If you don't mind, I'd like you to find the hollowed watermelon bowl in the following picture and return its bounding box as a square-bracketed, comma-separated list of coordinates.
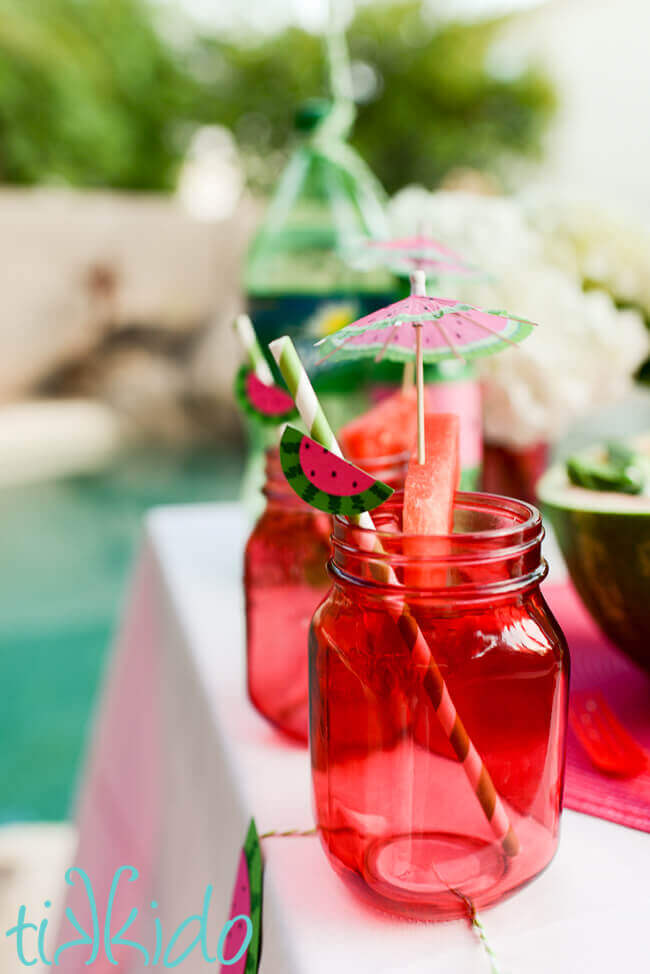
[538, 443, 650, 673]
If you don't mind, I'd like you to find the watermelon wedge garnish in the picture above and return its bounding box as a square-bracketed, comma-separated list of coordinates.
[280, 425, 394, 516]
[339, 388, 418, 460]
[403, 414, 461, 588]
[219, 819, 262, 974]
[234, 365, 297, 425]
[403, 414, 460, 536]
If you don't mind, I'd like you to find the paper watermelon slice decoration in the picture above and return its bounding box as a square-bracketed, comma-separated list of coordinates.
[219, 819, 262, 974]
[280, 425, 394, 516]
[234, 365, 297, 425]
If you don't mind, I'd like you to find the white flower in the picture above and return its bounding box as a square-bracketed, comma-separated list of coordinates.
[389, 187, 543, 276]
[524, 193, 650, 314]
[388, 188, 649, 447]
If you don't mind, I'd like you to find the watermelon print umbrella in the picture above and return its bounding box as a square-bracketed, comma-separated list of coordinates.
[316, 270, 536, 462]
[344, 233, 479, 282]
[343, 234, 483, 392]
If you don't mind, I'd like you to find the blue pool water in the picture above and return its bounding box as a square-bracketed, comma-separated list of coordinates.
[0, 447, 243, 822]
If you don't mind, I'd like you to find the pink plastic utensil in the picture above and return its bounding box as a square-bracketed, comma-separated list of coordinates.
[569, 690, 648, 778]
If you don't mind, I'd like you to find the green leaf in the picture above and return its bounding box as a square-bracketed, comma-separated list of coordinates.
[0, 0, 556, 192]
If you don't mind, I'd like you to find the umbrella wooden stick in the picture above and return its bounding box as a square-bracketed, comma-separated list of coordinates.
[411, 271, 427, 464]
[401, 360, 414, 392]
[415, 324, 425, 464]
[401, 269, 425, 392]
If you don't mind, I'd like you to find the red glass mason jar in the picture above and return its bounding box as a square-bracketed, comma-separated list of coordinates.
[309, 491, 569, 918]
[245, 447, 407, 743]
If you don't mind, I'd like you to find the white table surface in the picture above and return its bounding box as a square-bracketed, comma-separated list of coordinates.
[62, 503, 648, 974]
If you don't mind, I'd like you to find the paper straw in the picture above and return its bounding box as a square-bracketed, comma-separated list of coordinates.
[269, 336, 519, 857]
[234, 314, 275, 385]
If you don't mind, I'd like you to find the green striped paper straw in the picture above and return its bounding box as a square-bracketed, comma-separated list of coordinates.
[234, 314, 274, 385]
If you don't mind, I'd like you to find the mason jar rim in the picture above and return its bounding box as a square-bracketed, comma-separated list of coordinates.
[329, 490, 547, 597]
[333, 490, 542, 542]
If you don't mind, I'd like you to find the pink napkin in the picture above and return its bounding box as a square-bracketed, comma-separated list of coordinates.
[544, 582, 650, 832]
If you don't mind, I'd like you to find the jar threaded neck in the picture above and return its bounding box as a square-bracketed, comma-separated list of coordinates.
[330, 491, 546, 599]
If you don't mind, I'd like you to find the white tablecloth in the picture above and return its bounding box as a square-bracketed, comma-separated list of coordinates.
[59, 503, 647, 973]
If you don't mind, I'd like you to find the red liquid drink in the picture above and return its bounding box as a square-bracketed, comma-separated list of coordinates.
[310, 492, 569, 918]
[244, 447, 407, 743]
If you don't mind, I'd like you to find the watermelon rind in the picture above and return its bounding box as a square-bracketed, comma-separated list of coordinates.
[280, 425, 394, 516]
[220, 819, 263, 974]
[234, 365, 297, 426]
[566, 455, 644, 495]
[243, 819, 262, 974]
[538, 461, 650, 672]
[538, 459, 650, 515]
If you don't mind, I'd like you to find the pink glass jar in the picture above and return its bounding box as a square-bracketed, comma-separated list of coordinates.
[309, 492, 569, 918]
[482, 440, 549, 505]
[244, 447, 407, 743]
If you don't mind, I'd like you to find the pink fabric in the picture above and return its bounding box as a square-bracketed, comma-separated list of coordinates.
[544, 581, 650, 832]
[56, 547, 163, 973]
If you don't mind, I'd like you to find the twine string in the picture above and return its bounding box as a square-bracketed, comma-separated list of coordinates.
[450, 888, 505, 974]
[259, 828, 318, 839]
[258, 828, 505, 973]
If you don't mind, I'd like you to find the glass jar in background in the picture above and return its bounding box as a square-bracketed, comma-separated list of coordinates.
[425, 361, 482, 490]
[244, 100, 398, 438]
[245, 447, 408, 743]
[481, 440, 549, 505]
[371, 358, 483, 490]
[309, 492, 569, 918]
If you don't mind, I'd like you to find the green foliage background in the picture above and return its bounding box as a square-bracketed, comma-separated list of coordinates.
[0, 0, 194, 189]
[0, 0, 556, 193]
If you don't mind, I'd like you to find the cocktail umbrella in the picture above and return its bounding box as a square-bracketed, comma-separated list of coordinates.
[343, 233, 480, 282]
[342, 236, 482, 390]
[316, 270, 536, 463]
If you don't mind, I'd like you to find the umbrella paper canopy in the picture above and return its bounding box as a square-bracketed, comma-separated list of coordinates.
[343, 234, 480, 281]
[315, 293, 536, 365]
[316, 270, 537, 463]
[365, 234, 465, 261]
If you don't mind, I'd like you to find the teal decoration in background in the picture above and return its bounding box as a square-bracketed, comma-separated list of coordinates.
[0, 447, 243, 822]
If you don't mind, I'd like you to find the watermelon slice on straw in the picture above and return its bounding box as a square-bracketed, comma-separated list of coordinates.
[280, 425, 394, 516]
[219, 819, 262, 974]
[234, 365, 297, 425]
[339, 388, 418, 461]
[403, 414, 460, 587]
